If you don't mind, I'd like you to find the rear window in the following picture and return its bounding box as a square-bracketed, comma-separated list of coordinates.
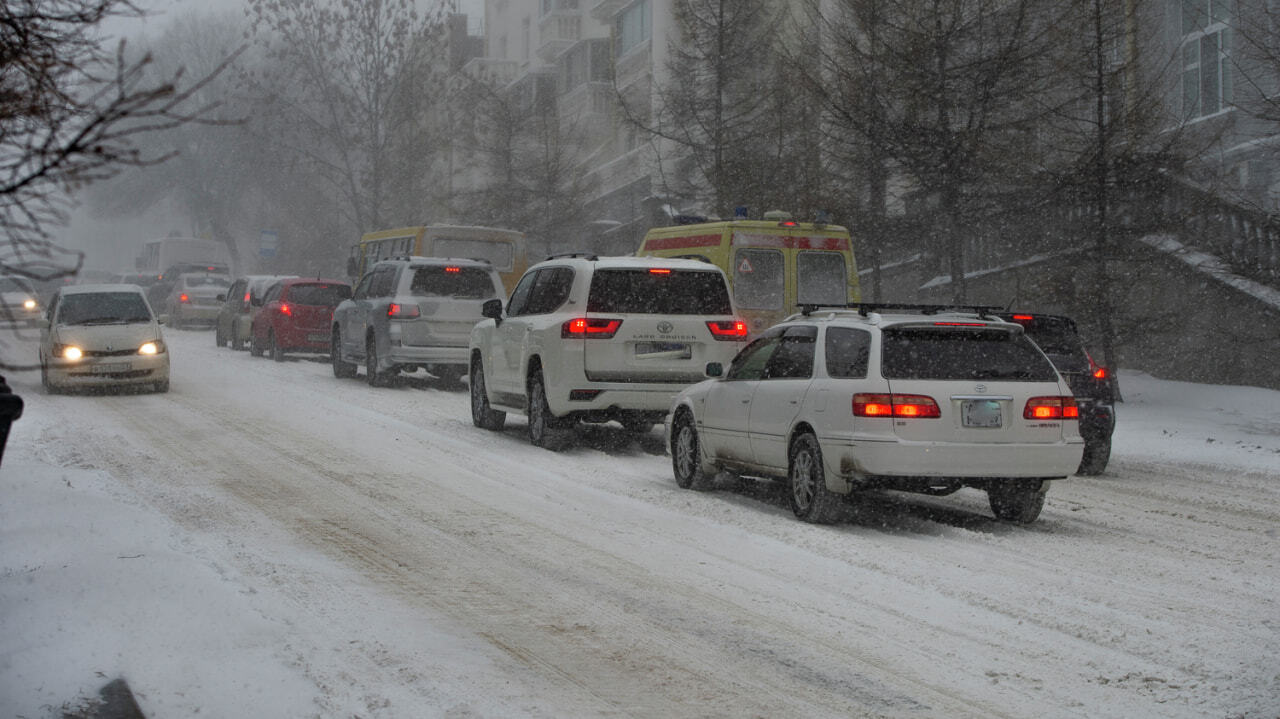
[587, 269, 731, 315]
[182, 275, 231, 288]
[287, 283, 351, 306]
[881, 327, 1057, 381]
[408, 266, 497, 299]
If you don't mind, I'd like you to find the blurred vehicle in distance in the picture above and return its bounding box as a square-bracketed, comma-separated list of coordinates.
[0, 276, 43, 327]
[216, 274, 298, 351]
[38, 284, 170, 394]
[250, 278, 352, 362]
[161, 272, 232, 329]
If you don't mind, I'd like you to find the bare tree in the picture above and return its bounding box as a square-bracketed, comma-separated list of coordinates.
[0, 0, 232, 282]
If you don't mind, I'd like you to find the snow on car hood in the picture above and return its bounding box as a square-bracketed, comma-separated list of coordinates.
[53, 322, 162, 350]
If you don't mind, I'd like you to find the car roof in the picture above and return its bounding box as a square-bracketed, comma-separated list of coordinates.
[278, 277, 349, 286]
[531, 255, 724, 272]
[375, 256, 497, 270]
[56, 283, 147, 296]
[781, 307, 1022, 332]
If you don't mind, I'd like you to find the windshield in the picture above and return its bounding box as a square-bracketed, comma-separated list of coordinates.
[587, 268, 732, 314]
[56, 292, 152, 325]
[881, 327, 1057, 381]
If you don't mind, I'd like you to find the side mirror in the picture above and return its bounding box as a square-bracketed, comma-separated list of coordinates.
[705, 362, 724, 378]
[216, 293, 227, 303]
[481, 298, 503, 322]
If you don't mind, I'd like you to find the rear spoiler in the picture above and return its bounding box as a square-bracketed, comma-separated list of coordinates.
[798, 302, 1005, 318]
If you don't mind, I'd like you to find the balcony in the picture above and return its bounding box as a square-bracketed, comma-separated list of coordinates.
[538, 12, 582, 63]
[461, 57, 519, 86]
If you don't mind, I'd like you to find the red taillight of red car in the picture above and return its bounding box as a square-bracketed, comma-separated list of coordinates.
[561, 317, 622, 339]
[706, 320, 749, 340]
[1023, 396, 1079, 420]
[853, 393, 941, 418]
[279, 303, 292, 316]
[387, 303, 420, 319]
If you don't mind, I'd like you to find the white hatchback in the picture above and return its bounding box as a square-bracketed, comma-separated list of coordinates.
[38, 284, 170, 394]
[667, 305, 1084, 523]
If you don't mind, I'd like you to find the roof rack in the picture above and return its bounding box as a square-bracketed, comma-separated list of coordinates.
[543, 252, 598, 261]
[799, 302, 1006, 318]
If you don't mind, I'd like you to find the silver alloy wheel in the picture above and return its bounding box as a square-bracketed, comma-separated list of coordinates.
[674, 424, 696, 481]
[791, 446, 818, 511]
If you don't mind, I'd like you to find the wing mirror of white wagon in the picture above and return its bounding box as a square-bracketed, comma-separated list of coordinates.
[481, 298, 504, 324]
[705, 362, 724, 378]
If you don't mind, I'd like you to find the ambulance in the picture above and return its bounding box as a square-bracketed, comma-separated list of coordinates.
[637, 212, 859, 336]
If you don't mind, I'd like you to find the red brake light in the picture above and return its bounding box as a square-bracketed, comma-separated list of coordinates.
[179, 293, 190, 303]
[779, 220, 798, 227]
[387, 303, 420, 319]
[445, 266, 461, 273]
[1012, 314, 1034, 322]
[279, 303, 291, 316]
[561, 317, 622, 339]
[706, 320, 749, 340]
[649, 268, 672, 274]
[853, 393, 940, 418]
[243, 292, 251, 303]
[934, 322, 986, 327]
[1023, 396, 1079, 420]
[1093, 367, 1108, 379]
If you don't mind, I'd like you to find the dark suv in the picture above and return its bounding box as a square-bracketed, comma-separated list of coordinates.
[999, 312, 1116, 475]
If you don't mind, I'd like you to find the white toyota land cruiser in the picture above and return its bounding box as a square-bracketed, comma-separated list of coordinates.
[468, 254, 748, 449]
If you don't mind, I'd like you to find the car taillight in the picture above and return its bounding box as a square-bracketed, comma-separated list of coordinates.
[243, 292, 251, 303]
[279, 303, 291, 316]
[387, 303, 420, 319]
[706, 320, 748, 340]
[179, 293, 190, 303]
[445, 266, 460, 273]
[1023, 396, 1079, 419]
[649, 268, 672, 274]
[561, 318, 622, 339]
[853, 393, 941, 418]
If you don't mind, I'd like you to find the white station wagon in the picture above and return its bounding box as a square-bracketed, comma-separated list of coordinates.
[667, 304, 1085, 524]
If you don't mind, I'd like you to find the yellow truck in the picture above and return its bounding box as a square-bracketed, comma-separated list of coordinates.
[638, 214, 859, 337]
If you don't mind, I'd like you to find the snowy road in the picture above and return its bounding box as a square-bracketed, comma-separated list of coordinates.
[3, 328, 1278, 718]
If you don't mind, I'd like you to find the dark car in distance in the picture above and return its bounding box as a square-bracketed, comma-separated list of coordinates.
[250, 278, 352, 362]
[999, 312, 1117, 475]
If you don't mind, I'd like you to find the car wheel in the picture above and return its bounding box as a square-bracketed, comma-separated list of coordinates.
[331, 328, 357, 378]
[153, 380, 170, 393]
[1076, 438, 1111, 476]
[527, 371, 569, 450]
[988, 479, 1047, 523]
[671, 411, 712, 490]
[215, 325, 227, 347]
[788, 433, 842, 524]
[269, 331, 285, 362]
[249, 332, 264, 357]
[41, 362, 60, 395]
[470, 359, 506, 431]
[365, 336, 388, 387]
[231, 327, 245, 351]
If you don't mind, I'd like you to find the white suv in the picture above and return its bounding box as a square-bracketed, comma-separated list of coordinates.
[667, 304, 1085, 524]
[468, 255, 748, 449]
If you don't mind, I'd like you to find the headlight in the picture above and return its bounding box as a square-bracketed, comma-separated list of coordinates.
[23, 299, 36, 310]
[138, 340, 164, 355]
[53, 344, 83, 360]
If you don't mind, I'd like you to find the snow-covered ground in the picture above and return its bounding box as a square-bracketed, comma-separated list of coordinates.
[1, 329, 1278, 718]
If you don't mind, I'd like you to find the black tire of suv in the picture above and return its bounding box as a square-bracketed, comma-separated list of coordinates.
[270, 331, 285, 362]
[1076, 438, 1111, 476]
[215, 325, 226, 348]
[366, 337, 388, 387]
[671, 412, 712, 490]
[527, 371, 569, 450]
[332, 329, 357, 378]
[249, 333, 264, 357]
[988, 479, 1047, 523]
[470, 360, 506, 431]
[788, 433, 842, 524]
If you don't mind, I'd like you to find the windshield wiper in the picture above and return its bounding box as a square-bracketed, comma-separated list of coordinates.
[75, 317, 127, 325]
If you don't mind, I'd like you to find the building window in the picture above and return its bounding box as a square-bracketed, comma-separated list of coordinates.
[615, 0, 651, 58]
[1179, 0, 1232, 119]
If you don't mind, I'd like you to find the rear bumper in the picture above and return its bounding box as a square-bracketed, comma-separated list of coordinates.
[276, 326, 332, 352]
[387, 343, 469, 367]
[550, 382, 686, 417]
[821, 435, 1084, 482]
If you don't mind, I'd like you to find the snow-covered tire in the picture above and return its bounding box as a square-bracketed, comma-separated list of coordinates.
[331, 328, 357, 378]
[231, 330, 245, 352]
[788, 433, 842, 524]
[527, 371, 569, 450]
[153, 380, 170, 393]
[470, 358, 505, 431]
[249, 333, 264, 357]
[365, 336, 389, 387]
[1077, 438, 1111, 476]
[671, 411, 712, 491]
[269, 331, 285, 362]
[215, 325, 227, 348]
[988, 480, 1047, 523]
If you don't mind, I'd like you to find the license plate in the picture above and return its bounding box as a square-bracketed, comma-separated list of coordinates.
[962, 399, 1002, 428]
[307, 333, 329, 342]
[93, 362, 131, 374]
[634, 341, 692, 359]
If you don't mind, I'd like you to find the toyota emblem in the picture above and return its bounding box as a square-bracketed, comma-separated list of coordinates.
[974, 384, 988, 393]
[657, 321, 673, 334]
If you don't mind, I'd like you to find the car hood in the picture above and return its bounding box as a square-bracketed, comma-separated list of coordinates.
[52, 323, 162, 350]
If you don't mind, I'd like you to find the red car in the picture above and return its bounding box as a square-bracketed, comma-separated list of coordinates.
[250, 278, 352, 361]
